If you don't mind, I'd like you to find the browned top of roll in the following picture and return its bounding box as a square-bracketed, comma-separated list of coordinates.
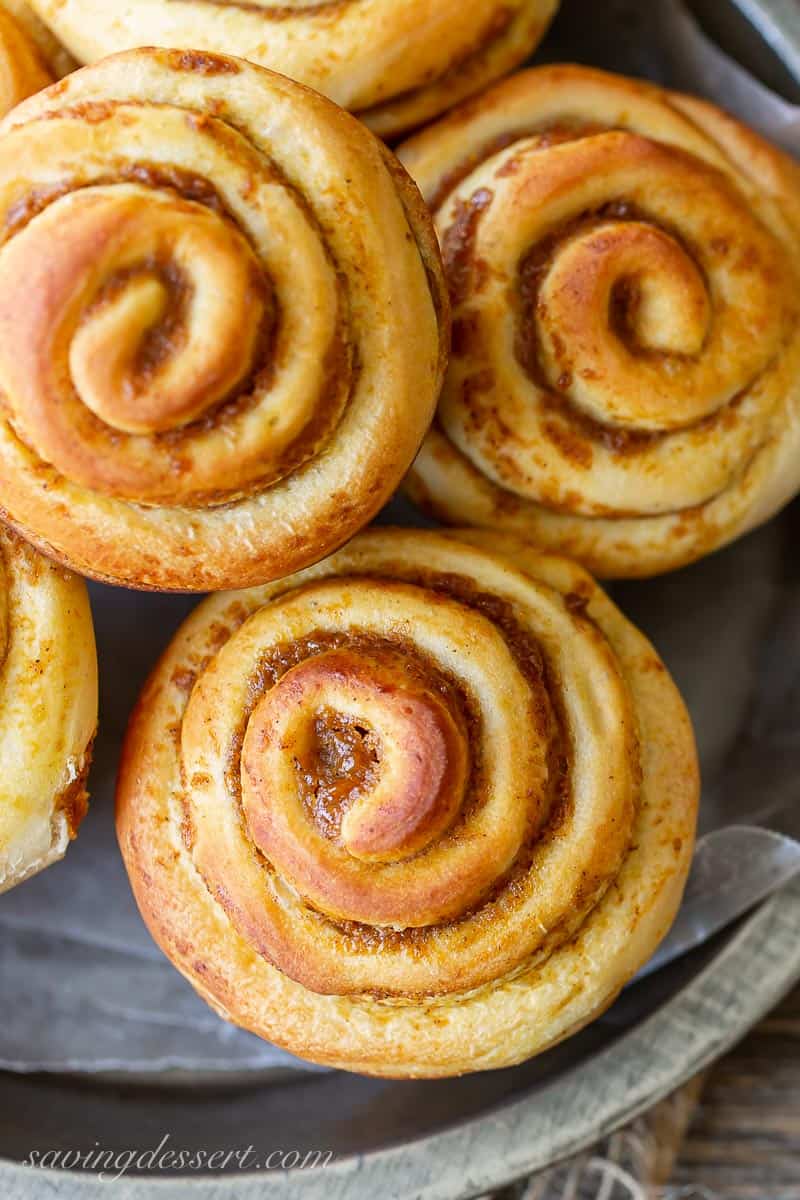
[25, 0, 559, 137]
[117, 529, 698, 1075]
[0, 48, 448, 590]
[399, 65, 800, 578]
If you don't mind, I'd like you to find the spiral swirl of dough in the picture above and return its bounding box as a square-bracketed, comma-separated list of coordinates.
[0, 525, 96, 893]
[117, 528, 698, 1077]
[399, 66, 800, 577]
[0, 48, 448, 590]
[25, 0, 558, 137]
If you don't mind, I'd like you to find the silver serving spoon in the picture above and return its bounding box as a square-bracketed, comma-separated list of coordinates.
[635, 825, 800, 982]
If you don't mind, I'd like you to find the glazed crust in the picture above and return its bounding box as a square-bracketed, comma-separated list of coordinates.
[0, 525, 97, 893]
[398, 65, 800, 578]
[116, 528, 698, 1078]
[25, 0, 558, 137]
[0, 48, 448, 591]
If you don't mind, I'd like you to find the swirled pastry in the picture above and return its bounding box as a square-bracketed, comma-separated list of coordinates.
[0, 525, 96, 893]
[25, 1, 559, 138]
[399, 66, 800, 578]
[117, 528, 698, 1077]
[0, 49, 447, 591]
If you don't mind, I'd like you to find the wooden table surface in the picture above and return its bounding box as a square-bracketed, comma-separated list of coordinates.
[671, 983, 800, 1199]
[506, 983, 800, 1199]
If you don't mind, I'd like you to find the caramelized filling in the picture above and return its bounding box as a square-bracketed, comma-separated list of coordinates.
[512, 202, 727, 456]
[294, 708, 380, 841]
[431, 122, 600, 210]
[441, 187, 494, 306]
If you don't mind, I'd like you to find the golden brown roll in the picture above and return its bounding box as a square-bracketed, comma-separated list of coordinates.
[117, 527, 698, 1077]
[24, 1, 558, 138]
[399, 65, 800, 578]
[0, 0, 74, 81]
[0, 48, 448, 592]
[0, 525, 96, 893]
[0, 2, 53, 116]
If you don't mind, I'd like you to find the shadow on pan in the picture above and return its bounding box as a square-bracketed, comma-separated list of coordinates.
[0, 929, 732, 1175]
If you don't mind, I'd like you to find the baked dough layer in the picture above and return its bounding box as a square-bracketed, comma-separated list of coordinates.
[0, 526, 97, 892]
[400, 65, 800, 577]
[0, 2, 54, 117]
[25, 0, 558, 137]
[0, 48, 448, 590]
[117, 528, 698, 1077]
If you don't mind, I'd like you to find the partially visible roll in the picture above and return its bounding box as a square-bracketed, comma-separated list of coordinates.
[399, 65, 800, 577]
[0, 525, 97, 893]
[0, 48, 448, 591]
[0, 2, 55, 116]
[24, 0, 558, 137]
[1, 0, 75, 80]
[117, 527, 698, 1077]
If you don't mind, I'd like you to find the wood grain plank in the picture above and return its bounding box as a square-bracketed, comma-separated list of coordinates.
[505, 986, 800, 1198]
[670, 984, 800, 1197]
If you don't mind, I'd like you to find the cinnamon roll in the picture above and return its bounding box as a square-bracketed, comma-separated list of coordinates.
[0, 2, 55, 116]
[117, 527, 698, 1077]
[0, 525, 97, 893]
[1, 1, 75, 81]
[24, 1, 558, 138]
[399, 65, 800, 578]
[0, 48, 448, 591]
